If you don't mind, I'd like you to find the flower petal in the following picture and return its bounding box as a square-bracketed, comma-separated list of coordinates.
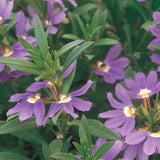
[33, 100, 45, 126]
[18, 103, 33, 121]
[115, 84, 132, 105]
[69, 80, 93, 97]
[99, 110, 123, 119]
[143, 136, 156, 155]
[102, 140, 123, 160]
[107, 92, 124, 109]
[146, 71, 157, 90]
[71, 97, 92, 111]
[104, 44, 121, 64]
[63, 103, 78, 119]
[125, 131, 148, 145]
[135, 72, 146, 89]
[9, 93, 32, 102]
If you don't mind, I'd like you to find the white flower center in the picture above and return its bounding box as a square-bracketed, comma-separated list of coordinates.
[3, 48, 13, 57]
[150, 132, 160, 138]
[124, 107, 135, 117]
[0, 16, 3, 23]
[58, 94, 71, 103]
[27, 95, 40, 104]
[139, 88, 151, 98]
[43, 19, 52, 26]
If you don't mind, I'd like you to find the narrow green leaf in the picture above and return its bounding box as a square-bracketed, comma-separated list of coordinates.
[18, 37, 36, 55]
[87, 119, 121, 140]
[63, 41, 93, 71]
[149, 44, 160, 50]
[50, 152, 79, 160]
[34, 15, 48, 51]
[63, 65, 76, 95]
[42, 143, 52, 160]
[56, 40, 84, 59]
[61, 136, 72, 153]
[52, 109, 63, 125]
[0, 20, 17, 36]
[11, 129, 46, 144]
[93, 141, 113, 160]
[0, 118, 36, 135]
[49, 139, 62, 154]
[0, 152, 30, 160]
[62, 34, 80, 40]
[90, 11, 100, 32]
[94, 38, 119, 46]
[0, 57, 40, 75]
[75, 14, 86, 34]
[75, 3, 98, 15]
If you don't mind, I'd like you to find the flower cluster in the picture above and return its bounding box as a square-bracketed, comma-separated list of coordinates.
[95, 70, 160, 159]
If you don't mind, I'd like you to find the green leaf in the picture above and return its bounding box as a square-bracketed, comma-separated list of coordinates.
[94, 38, 119, 46]
[149, 44, 160, 50]
[52, 109, 63, 125]
[11, 129, 46, 144]
[63, 41, 93, 72]
[124, 0, 147, 21]
[75, 3, 98, 15]
[0, 118, 36, 135]
[87, 119, 121, 140]
[0, 20, 17, 36]
[75, 14, 86, 35]
[0, 152, 30, 160]
[18, 37, 37, 55]
[42, 143, 52, 160]
[61, 136, 72, 153]
[56, 40, 84, 59]
[125, 66, 136, 79]
[34, 15, 48, 51]
[62, 34, 80, 40]
[0, 57, 40, 75]
[93, 141, 113, 160]
[62, 65, 76, 95]
[141, 21, 155, 31]
[49, 139, 62, 154]
[50, 152, 79, 160]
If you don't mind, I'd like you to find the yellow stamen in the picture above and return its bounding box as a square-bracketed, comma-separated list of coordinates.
[3, 48, 13, 57]
[150, 132, 160, 138]
[58, 94, 71, 103]
[96, 61, 110, 72]
[139, 89, 151, 98]
[27, 95, 40, 104]
[63, 18, 70, 24]
[124, 107, 135, 117]
[43, 19, 52, 26]
[0, 16, 3, 23]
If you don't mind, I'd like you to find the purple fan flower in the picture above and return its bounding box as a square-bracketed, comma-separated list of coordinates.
[28, 1, 66, 34]
[94, 44, 130, 84]
[0, 42, 30, 83]
[0, 0, 13, 25]
[15, 11, 36, 44]
[148, 12, 160, 51]
[149, 12, 160, 38]
[150, 54, 160, 72]
[7, 92, 45, 126]
[26, 60, 77, 92]
[99, 84, 135, 136]
[126, 130, 160, 156]
[120, 142, 148, 160]
[43, 80, 93, 124]
[124, 71, 160, 99]
[43, 0, 78, 7]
